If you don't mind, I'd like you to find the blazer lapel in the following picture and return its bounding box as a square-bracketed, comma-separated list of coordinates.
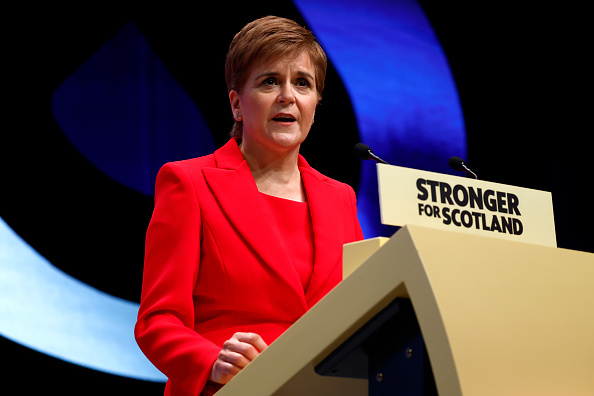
[299, 158, 345, 305]
[202, 140, 307, 310]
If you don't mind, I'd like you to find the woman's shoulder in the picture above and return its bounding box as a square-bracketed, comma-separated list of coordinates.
[174, 153, 217, 169]
[298, 158, 348, 186]
[299, 161, 357, 199]
[164, 153, 215, 169]
[156, 153, 217, 185]
[165, 138, 242, 173]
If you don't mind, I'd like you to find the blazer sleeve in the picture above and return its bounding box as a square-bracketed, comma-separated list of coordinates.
[135, 162, 220, 395]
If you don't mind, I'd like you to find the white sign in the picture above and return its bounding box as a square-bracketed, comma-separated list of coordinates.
[377, 164, 556, 247]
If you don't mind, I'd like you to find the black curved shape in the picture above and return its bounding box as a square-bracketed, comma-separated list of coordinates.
[2, 2, 360, 302]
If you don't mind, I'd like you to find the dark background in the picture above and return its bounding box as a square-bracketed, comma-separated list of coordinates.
[2, 2, 591, 394]
[419, 2, 591, 253]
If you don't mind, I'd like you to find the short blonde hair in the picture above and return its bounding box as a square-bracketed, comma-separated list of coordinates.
[225, 16, 328, 138]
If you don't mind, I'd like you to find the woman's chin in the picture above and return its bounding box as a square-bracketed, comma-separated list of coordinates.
[268, 126, 309, 146]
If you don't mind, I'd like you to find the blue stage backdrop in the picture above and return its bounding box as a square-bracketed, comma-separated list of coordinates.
[1, 1, 466, 393]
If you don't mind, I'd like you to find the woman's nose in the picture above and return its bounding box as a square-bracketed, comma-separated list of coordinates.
[277, 84, 295, 104]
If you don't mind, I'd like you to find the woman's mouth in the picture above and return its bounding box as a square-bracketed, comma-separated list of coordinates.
[272, 114, 296, 123]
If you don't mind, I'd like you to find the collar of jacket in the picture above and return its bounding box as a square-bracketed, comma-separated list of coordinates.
[203, 138, 346, 310]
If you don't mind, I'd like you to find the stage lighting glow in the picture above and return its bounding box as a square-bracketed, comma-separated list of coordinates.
[0, 216, 166, 382]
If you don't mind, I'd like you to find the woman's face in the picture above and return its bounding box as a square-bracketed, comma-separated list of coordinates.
[229, 51, 319, 155]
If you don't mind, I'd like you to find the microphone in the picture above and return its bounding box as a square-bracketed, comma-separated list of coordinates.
[353, 143, 390, 165]
[448, 156, 478, 179]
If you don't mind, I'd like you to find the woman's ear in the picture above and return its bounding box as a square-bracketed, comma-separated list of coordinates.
[229, 90, 241, 121]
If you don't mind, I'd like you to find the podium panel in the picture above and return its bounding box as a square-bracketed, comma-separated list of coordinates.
[216, 226, 594, 396]
[377, 163, 556, 247]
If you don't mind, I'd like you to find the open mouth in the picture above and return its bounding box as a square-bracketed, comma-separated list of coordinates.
[272, 115, 296, 122]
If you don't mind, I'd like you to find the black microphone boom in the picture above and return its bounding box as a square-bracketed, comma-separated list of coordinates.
[353, 143, 390, 165]
[449, 156, 478, 179]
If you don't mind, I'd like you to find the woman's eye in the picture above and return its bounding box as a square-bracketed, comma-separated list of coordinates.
[263, 77, 277, 86]
[296, 78, 310, 87]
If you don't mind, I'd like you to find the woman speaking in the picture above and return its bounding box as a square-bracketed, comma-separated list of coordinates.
[135, 16, 364, 396]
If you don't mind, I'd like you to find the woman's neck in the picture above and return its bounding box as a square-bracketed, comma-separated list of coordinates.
[239, 140, 306, 202]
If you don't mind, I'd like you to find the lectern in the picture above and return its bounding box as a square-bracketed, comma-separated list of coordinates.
[216, 165, 594, 396]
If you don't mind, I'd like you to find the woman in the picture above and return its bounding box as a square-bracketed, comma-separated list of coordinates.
[135, 16, 364, 396]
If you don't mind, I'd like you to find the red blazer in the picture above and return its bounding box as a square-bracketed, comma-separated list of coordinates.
[135, 138, 364, 396]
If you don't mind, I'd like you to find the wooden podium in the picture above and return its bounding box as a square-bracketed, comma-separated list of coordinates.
[216, 225, 594, 395]
[217, 163, 594, 395]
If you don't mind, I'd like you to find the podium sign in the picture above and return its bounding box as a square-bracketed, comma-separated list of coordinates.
[377, 164, 556, 247]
